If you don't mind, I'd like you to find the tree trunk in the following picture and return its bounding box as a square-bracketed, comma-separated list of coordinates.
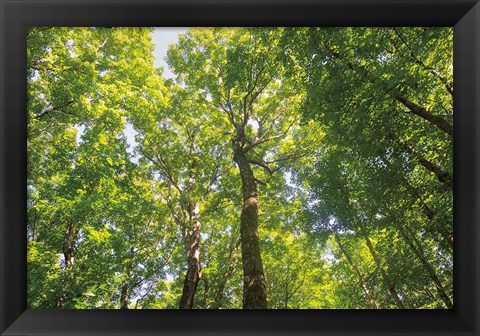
[62, 222, 76, 267]
[120, 283, 129, 309]
[212, 239, 240, 307]
[334, 234, 378, 309]
[400, 229, 453, 308]
[179, 209, 202, 309]
[381, 155, 453, 250]
[397, 139, 452, 189]
[338, 180, 405, 308]
[200, 276, 210, 308]
[389, 28, 453, 96]
[284, 279, 289, 309]
[403, 180, 453, 250]
[394, 94, 453, 136]
[233, 141, 268, 309]
[362, 232, 405, 309]
[59, 222, 77, 309]
[119, 248, 134, 309]
[327, 47, 453, 137]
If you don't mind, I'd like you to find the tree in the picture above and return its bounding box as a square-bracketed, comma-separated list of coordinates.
[129, 84, 232, 308]
[27, 27, 176, 308]
[167, 28, 304, 308]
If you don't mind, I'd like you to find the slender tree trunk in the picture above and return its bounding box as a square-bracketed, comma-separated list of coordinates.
[120, 283, 129, 309]
[361, 231, 405, 309]
[412, 58, 453, 96]
[397, 139, 453, 189]
[418, 201, 453, 250]
[119, 248, 135, 309]
[334, 234, 378, 309]
[327, 47, 453, 136]
[400, 229, 453, 308]
[403, 180, 453, 250]
[179, 209, 202, 309]
[200, 276, 210, 308]
[212, 240, 240, 306]
[233, 140, 268, 309]
[284, 279, 289, 309]
[381, 155, 453, 250]
[393, 94, 453, 136]
[337, 180, 405, 308]
[390, 28, 453, 96]
[62, 222, 76, 267]
[60, 222, 77, 309]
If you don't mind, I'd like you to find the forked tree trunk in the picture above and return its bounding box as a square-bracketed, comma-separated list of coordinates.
[179, 210, 202, 309]
[233, 141, 268, 309]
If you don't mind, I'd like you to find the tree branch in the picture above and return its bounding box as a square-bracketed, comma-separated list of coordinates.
[254, 177, 267, 186]
[392, 28, 453, 96]
[143, 151, 183, 194]
[248, 159, 273, 175]
[34, 100, 75, 119]
[246, 115, 299, 153]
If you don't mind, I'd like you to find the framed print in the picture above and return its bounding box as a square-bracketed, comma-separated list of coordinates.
[1, 0, 479, 335]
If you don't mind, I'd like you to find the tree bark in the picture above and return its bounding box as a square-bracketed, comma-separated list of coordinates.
[119, 248, 135, 309]
[58, 222, 78, 308]
[334, 234, 378, 309]
[233, 140, 268, 309]
[179, 209, 202, 309]
[400, 178, 452, 248]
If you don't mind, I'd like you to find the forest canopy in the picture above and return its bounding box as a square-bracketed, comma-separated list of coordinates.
[27, 27, 453, 309]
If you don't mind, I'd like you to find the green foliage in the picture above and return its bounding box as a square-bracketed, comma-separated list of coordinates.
[27, 27, 452, 309]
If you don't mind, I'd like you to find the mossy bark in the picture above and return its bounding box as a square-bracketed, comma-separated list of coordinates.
[233, 141, 268, 309]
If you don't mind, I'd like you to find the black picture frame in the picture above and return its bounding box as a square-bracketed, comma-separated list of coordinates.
[1, 0, 478, 335]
